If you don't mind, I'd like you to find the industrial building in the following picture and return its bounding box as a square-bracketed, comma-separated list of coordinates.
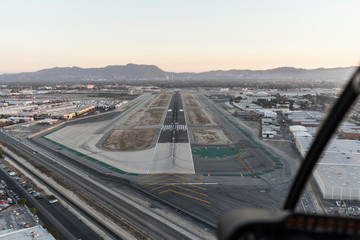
[294, 129, 360, 200]
[314, 139, 360, 200]
[0, 207, 55, 240]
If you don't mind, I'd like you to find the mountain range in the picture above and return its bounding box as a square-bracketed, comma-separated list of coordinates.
[0, 64, 356, 83]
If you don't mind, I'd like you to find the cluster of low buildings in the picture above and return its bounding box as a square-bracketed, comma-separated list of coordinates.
[0, 98, 125, 126]
[229, 88, 360, 201]
[0, 101, 96, 123]
[0, 207, 55, 239]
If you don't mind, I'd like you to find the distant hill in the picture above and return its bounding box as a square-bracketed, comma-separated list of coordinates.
[0, 64, 170, 83]
[0, 64, 356, 83]
[174, 66, 356, 81]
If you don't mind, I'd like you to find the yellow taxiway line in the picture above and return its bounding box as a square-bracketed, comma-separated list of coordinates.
[159, 189, 211, 204]
[236, 155, 252, 174]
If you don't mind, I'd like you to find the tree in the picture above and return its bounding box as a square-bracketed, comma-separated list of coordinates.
[43, 226, 59, 239]
[29, 208, 37, 215]
[289, 100, 295, 111]
[18, 198, 27, 205]
[0, 146, 4, 158]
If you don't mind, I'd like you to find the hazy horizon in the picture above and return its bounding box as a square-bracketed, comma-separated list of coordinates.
[1, 1, 359, 73]
[0, 64, 357, 75]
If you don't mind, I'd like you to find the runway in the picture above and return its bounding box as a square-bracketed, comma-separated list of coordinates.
[148, 91, 195, 173]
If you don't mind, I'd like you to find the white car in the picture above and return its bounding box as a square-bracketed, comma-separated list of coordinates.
[48, 199, 58, 204]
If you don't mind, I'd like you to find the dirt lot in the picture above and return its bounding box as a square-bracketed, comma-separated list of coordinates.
[187, 109, 213, 125]
[193, 129, 231, 144]
[184, 94, 201, 108]
[145, 94, 170, 108]
[102, 129, 156, 150]
[124, 109, 164, 126]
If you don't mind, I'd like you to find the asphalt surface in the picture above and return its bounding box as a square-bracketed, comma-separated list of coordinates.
[191, 96, 277, 175]
[158, 91, 188, 143]
[0, 132, 212, 239]
[0, 93, 299, 235]
[0, 164, 99, 240]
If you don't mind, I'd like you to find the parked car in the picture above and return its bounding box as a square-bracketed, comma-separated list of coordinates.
[35, 195, 43, 200]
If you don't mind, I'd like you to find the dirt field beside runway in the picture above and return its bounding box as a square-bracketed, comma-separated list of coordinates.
[192, 129, 232, 144]
[144, 93, 171, 108]
[124, 108, 164, 126]
[187, 109, 214, 125]
[184, 94, 216, 125]
[102, 129, 156, 150]
[184, 94, 201, 108]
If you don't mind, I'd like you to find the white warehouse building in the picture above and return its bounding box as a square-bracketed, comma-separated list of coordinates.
[296, 135, 360, 200]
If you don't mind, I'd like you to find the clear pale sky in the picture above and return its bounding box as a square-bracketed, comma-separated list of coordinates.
[1, 0, 359, 73]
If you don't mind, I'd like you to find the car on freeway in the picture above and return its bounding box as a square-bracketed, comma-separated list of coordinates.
[48, 199, 58, 204]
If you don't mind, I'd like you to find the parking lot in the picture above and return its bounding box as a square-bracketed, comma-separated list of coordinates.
[0, 161, 100, 240]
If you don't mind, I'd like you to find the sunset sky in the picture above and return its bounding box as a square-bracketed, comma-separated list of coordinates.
[1, 0, 359, 73]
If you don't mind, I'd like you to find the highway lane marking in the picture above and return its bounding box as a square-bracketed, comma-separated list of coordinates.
[159, 190, 210, 204]
[236, 155, 252, 174]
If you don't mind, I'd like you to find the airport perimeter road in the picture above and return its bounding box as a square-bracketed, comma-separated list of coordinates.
[0, 132, 215, 240]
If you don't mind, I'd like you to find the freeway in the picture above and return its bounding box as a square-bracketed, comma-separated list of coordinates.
[0, 164, 94, 240]
[0, 132, 214, 239]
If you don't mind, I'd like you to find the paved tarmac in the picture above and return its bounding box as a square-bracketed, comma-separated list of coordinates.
[148, 91, 194, 173]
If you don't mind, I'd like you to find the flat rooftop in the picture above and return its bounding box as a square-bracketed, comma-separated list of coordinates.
[0, 225, 54, 240]
[0, 207, 37, 232]
[0, 207, 54, 239]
